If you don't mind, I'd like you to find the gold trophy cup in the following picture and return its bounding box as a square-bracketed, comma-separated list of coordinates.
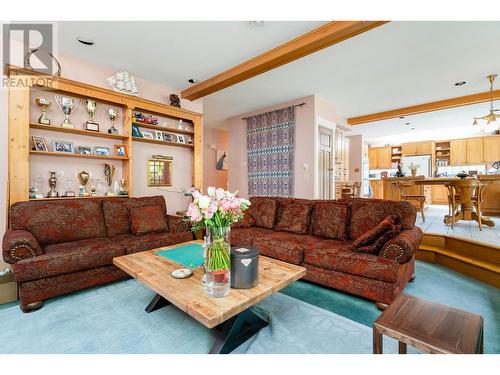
[35, 97, 52, 125]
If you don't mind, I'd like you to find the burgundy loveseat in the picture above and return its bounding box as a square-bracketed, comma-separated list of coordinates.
[231, 197, 423, 308]
[2, 196, 192, 312]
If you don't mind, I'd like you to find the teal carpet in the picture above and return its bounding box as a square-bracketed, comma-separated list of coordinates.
[0, 260, 498, 353]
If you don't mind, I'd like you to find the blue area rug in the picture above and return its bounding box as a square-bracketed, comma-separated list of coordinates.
[0, 261, 498, 353]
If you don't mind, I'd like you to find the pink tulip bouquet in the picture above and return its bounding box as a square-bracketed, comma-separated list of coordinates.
[185, 187, 250, 288]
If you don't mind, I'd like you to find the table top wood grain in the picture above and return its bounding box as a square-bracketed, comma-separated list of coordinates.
[374, 294, 483, 354]
[113, 240, 306, 328]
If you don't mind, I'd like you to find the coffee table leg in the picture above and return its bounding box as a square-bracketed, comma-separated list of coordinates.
[210, 308, 269, 354]
[145, 293, 171, 313]
[398, 341, 407, 354]
[373, 326, 383, 354]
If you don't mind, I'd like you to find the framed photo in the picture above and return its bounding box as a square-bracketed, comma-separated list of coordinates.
[142, 130, 154, 139]
[132, 123, 142, 138]
[186, 136, 193, 145]
[77, 146, 92, 155]
[52, 140, 74, 154]
[115, 145, 127, 158]
[32, 136, 48, 152]
[155, 131, 164, 141]
[176, 134, 186, 144]
[93, 146, 110, 156]
[164, 133, 174, 142]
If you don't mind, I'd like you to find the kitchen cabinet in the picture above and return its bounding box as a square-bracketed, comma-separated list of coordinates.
[450, 139, 467, 165]
[378, 146, 392, 169]
[432, 185, 449, 204]
[417, 141, 433, 155]
[368, 148, 379, 169]
[483, 136, 500, 163]
[402, 142, 417, 155]
[402, 141, 433, 156]
[369, 180, 383, 199]
[466, 137, 484, 164]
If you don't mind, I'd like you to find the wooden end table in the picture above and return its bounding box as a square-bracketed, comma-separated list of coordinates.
[113, 240, 306, 354]
[373, 294, 483, 354]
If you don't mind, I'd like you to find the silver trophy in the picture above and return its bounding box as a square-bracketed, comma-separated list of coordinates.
[47, 171, 59, 198]
[55, 96, 79, 128]
[106, 108, 119, 134]
[104, 163, 115, 196]
[34, 97, 52, 125]
[84, 99, 100, 131]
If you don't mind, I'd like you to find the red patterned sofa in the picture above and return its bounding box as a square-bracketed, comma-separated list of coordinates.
[231, 197, 423, 308]
[2, 196, 192, 312]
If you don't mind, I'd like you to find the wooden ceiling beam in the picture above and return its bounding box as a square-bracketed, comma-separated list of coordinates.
[348, 89, 500, 125]
[181, 21, 388, 101]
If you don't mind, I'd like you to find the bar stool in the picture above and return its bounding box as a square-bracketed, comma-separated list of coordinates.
[396, 181, 426, 222]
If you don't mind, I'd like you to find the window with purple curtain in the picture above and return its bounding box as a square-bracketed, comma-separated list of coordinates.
[247, 106, 295, 197]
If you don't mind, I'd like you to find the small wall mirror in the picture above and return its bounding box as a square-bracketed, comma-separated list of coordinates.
[148, 158, 173, 187]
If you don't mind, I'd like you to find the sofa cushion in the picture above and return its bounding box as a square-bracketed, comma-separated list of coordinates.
[113, 232, 193, 254]
[130, 205, 169, 235]
[351, 215, 401, 254]
[304, 240, 400, 283]
[232, 211, 255, 228]
[346, 199, 416, 240]
[10, 199, 108, 246]
[230, 227, 274, 247]
[249, 197, 277, 229]
[274, 202, 313, 234]
[12, 238, 125, 282]
[102, 199, 130, 237]
[380, 227, 423, 264]
[253, 231, 322, 265]
[311, 201, 350, 241]
[355, 230, 398, 255]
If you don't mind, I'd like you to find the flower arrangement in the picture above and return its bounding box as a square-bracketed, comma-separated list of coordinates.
[185, 187, 251, 296]
[407, 163, 420, 177]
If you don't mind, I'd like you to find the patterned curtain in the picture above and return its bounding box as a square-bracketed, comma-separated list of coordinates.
[247, 106, 295, 197]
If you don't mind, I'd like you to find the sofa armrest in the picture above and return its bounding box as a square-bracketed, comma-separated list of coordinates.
[379, 227, 423, 264]
[167, 215, 190, 233]
[2, 229, 44, 264]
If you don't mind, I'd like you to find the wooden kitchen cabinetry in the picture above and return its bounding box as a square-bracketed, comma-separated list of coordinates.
[466, 137, 484, 164]
[450, 139, 467, 165]
[368, 146, 392, 169]
[368, 148, 379, 169]
[483, 136, 500, 163]
[432, 185, 449, 204]
[402, 142, 417, 155]
[369, 180, 383, 199]
[402, 141, 433, 156]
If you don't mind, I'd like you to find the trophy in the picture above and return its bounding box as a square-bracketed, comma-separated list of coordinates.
[34, 97, 52, 125]
[84, 99, 100, 132]
[75, 171, 91, 197]
[55, 96, 79, 128]
[47, 171, 59, 198]
[104, 163, 115, 196]
[106, 108, 119, 134]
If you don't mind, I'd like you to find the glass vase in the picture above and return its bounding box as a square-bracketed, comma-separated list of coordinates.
[205, 226, 231, 297]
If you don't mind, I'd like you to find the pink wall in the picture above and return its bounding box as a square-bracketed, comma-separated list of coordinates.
[228, 95, 316, 199]
[203, 127, 228, 191]
[347, 134, 363, 183]
[0, 38, 204, 251]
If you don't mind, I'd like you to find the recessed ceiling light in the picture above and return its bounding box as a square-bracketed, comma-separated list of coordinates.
[188, 78, 199, 84]
[399, 116, 405, 119]
[411, 127, 416, 130]
[77, 37, 94, 46]
[405, 122, 411, 125]
[250, 21, 264, 27]
[454, 81, 466, 86]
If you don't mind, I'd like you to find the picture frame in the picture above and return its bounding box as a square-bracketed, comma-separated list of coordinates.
[32, 136, 48, 152]
[132, 123, 142, 138]
[141, 130, 154, 139]
[176, 134, 186, 144]
[93, 146, 110, 156]
[164, 133, 174, 142]
[155, 131, 164, 141]
[114, 144, 127, 158]
[52, 140, 74, 154]
[77, 146, 92, 155]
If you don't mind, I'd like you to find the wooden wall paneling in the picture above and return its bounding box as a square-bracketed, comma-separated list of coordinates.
[8, 81, 31, 209]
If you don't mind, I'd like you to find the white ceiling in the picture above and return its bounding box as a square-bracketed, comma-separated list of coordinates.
[202, 21, 500, 128]
[57, 21, 324, 90]
[350, 100, 500, 145]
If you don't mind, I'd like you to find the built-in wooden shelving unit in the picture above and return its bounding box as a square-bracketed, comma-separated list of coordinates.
[435, 141, 451, 166]
[391, 145, 402, 165]
[5, 64, 203, 210]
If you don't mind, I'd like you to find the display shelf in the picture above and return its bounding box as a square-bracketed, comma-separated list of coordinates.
[30, 123, 129, 140]
[132, 122, 195, 136]
[29, 195, 129, 201]
[132, 137, 194, 149]
[30, 150, 129, 161]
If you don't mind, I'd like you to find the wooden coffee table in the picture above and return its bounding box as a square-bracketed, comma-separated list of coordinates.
[113, 240, 306, 354]
[373, 294, 484, 354]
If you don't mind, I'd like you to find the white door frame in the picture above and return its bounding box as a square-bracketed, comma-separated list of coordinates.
[314, 116, 337, 199]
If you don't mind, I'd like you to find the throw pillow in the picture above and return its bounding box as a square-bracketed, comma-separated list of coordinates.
[312, 201, 350, 241]
[249, 197, 277, 229]
[274, 203, 313, 234]
[232, 211, 255, 228]
[351, 215, 401, 254]
[129, 205, 168, 235]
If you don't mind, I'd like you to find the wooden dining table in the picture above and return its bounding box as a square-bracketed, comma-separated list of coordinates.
[412, 177, 498, 228]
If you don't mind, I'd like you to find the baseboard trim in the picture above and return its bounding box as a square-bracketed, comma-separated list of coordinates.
[417, 233, 500, 288]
